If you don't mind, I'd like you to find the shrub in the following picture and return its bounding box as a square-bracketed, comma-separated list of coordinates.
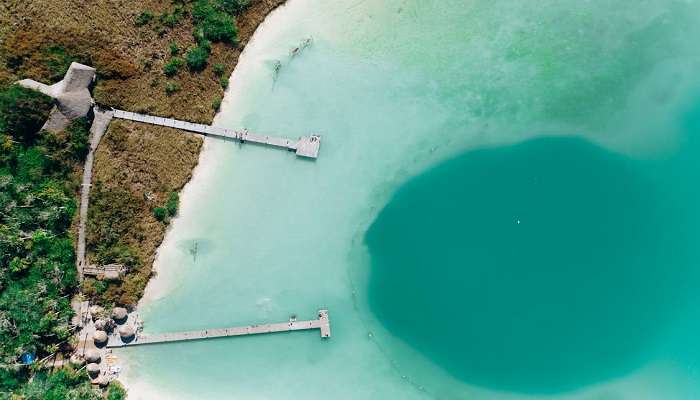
[201, 12, 237, 43]
[152, 206, 168, 222]
[212, 96, 222, 110]
[107, 381, 127, 400]
[220, 77, 229, 88]
[198, 39, 212, 53]
[192, 0, 215, 22]
[186, 46, 209, 71]
[38, 116, 92, 172]
[192, 0, 238, 43]
[170, 42, 180, 56]
[166, 191, 179, 217]
[218, 0, 250, 15]
[213, 63, 225, 76]
[135, 10, 154, 26]
[153, 192, 179, 222]
[163, 57, 183, 77]
[165, 81, 181, 95]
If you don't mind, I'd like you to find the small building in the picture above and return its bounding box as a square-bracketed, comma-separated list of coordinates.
[16, 62, 96, 133]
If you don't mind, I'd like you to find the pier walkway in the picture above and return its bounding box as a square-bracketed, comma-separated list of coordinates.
[107, 310, 330, 348]
[112, 109, 321, 158]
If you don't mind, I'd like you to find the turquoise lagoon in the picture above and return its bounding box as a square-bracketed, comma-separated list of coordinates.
[120, 1, 700, 399]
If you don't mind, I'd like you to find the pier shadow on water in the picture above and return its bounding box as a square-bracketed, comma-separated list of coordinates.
[366, 136, 698, 394]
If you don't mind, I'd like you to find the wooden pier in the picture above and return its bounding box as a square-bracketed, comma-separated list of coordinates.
[112, 109, 321, 158]
[107, 310, 330, 348]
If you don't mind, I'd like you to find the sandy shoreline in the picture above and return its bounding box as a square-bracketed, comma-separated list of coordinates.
[120, 2, 292, 398]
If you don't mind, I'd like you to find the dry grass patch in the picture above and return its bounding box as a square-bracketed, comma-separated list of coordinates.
[84, 121, 202, 305]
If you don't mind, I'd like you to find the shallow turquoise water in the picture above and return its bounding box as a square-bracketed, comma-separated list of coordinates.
[120, 1, 700, 398]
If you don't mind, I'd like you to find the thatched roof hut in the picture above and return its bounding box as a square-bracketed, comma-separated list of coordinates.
[85, 349, 101, 363]
[112, 307, 128, 323]
[118, 324, 135, 339]
[86, 362, 101, 378]
[93, 330, 108, 345]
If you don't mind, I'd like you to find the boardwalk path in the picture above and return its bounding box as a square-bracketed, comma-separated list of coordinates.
[107, 310, 331, 348]
[112, 109, 321, 158]
[76, 108, 113, 279]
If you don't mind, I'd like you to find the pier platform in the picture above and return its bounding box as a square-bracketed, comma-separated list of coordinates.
[112, 109, 321, 159]
[107, 310, 330, 348]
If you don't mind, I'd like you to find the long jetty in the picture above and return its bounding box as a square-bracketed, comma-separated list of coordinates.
[112, 109, 321, 158]
[107, 310, 330, 348]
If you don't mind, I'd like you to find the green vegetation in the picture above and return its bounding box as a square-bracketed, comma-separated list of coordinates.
[0, 85, 102, 396]
[153, 191, 179, 223]
[41, 46, 82, 83]
[163, 57, 184, 77]
[152, 206, 168, 222]
[166, 191, 179, 216]
[0, 367, 126, 400]
[135, 10, 154, 27]
[3, 367, 125, 399]
[194, 7, 237, 43]
[219, 0, 250, 15]
[106, 381, 127, 400]
[165, 81, 181, 95]
[192, 0, 247, 43]
[213, 63, 225, 76]
[212, 96, 222, 110]
[186, 45, 210, 71]
[220, 77, 229, 88]
[87, 183, 142, 271]
[159, 6, 185, 28]
[134, 0, 249, 75]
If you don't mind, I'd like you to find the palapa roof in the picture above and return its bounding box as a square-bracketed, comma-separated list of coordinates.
[118, 325, 135, 338]
[112, 307, 128, 321]
[86, 362, 101, 376]
[93, 330, 108, 343]
[85, 349, 101, 363]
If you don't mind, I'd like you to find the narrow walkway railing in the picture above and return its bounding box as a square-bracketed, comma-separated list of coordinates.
[112, 109, 321, 158]
[107, 310, 330, 348]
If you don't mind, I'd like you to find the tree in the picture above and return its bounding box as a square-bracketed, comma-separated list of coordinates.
[201, 12, 237, 43]
[0, 86, 53, 145]
[186, 46, 209, 71]
[163, 57, 183, 77]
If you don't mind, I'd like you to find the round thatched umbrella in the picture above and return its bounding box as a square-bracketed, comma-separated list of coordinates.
[93, 330, 108, 345]
[85, 349, 101, 363]
[112, 307, 128, 323]
[118, 325, 135, 340]
[87, 363, 101, 378]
